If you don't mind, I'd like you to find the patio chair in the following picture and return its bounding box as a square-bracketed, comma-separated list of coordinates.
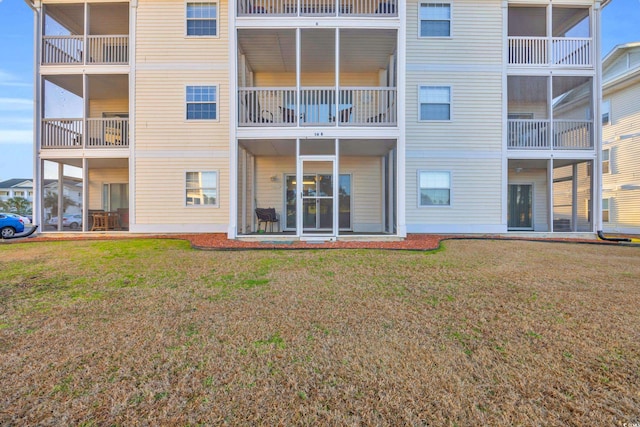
[331, 106, 353, 124]
[255, 207, 280, 232]
[244, 93, 273, 123]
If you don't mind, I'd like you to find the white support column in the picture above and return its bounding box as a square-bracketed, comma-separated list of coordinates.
[228, 0, 238, 238]
[548, 158, 554, 232]
[128, 0, 137, 231]
[396, 0, 406, 237]
[57, 163, 64, 232]
[593, 0, 603, 232]
[84, 2, 89, 65]
[83, 73, 88, 149]
[381, 156, 387, 232]
[32, 2, 43, 230]
[572, 163, 578, 232]
[335, 28, 339, 127]
[547, 3, 552, 65]
[241, 147, 247, 234]
[296, 28, 301, 123]
[82, 158, 88, 232]
[333, 138, 339, 237]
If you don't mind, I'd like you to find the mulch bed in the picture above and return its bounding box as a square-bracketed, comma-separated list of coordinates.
[3, 232, 628, 251]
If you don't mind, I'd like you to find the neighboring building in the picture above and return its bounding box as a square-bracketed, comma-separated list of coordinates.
[601, 42, 640, 235]
[25, 0, 606, 238]
[0, 179, 34, 203]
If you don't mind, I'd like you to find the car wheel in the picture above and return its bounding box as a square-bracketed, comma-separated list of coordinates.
[70, 222, 79, 230]
[1, 226, 16, 238]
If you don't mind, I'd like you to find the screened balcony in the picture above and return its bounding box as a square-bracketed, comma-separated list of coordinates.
[508, 6, 592, 67]
[237, 28, 398, 128]
[41, 74, 130, 149]
[507, 75, 594, 150]
[42, 3, 129, 66]
[237, 0, 397, 17]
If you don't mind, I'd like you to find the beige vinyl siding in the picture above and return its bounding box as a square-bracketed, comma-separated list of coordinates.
[406, 72, 503, 151]
[136, 0, 228, 63]
[135, 70, 229, 151]
[407, 0, 502, 65]
[252, 156, 383, 232]
[508, 168, 549, 231]
[602, 75, 640, 233]
[134, 0, 231, 229]
[89, 99, 128, 118]
[405, 157, 502, 225]
[134, 157, 229, 224]
[88, 168, 128, 210]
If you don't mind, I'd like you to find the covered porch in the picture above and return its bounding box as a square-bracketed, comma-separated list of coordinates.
[41, 158, 129, 233]
[508, 158, 595, 233]
[236, 138, 397, 239]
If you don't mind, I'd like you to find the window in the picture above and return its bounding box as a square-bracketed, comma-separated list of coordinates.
[419, 171, 451, 206]
[602, 100, 610, 125]
[0, 191, 8, 196]
[419, 86, 451, 120]
[602, 148, 610, 174]
[420, 3, 451, 37]
[186, 86, 217, 120]
[186, 2, 217, 36]
[602, 198, 610, 222]
[186, 171, 218, 206]
[14, 191, 25, 197]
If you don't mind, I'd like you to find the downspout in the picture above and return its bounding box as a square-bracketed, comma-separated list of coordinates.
[597, 230, 631, 242]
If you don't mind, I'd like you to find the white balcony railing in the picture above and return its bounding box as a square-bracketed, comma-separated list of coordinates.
[239, 88, 298, 126]
[238, 87, 397, 127]
[553, 120, 593, 149]
[341, 87, 397, 126]
[508, 37, 592, 67]
[237, 0, 397, 16]
[42, 118, 129, 149]
[42, 36, 83, 65]
[508, 119, 593, 150]
[508, 119, 549, 149]
[41, 119, 83, 148]
[508, 37, 547, 66]
[86, 118, 130, 147]
[42, 35, 129, 65]
[552, 38, 591, 66]
[87, 35, 129, 64]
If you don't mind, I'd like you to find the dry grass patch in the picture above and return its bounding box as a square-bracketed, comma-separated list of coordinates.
[1, 239, 639, 425]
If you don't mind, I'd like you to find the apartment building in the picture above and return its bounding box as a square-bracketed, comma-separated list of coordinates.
[0, 179, 34, 203]
[25, 0, 606, 239]
[601, 42, 640, 235]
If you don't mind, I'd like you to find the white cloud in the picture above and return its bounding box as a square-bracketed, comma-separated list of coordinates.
[0, 98, 33, 111]
[0, 130, 33, 145]
[0, 70, 31, 88]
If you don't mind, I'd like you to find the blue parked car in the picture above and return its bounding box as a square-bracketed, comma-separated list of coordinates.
[0, 213, 25, 238]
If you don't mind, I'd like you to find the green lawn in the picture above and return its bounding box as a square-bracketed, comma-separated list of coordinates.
[1, 239, 639, 425]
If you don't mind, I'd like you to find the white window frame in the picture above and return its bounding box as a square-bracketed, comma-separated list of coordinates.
[602, 148, 610, 174]
[418, 170, 452, 207]
[418, 85, 452, 122]
[185, 85, 219, 121]
[602, 198, 610, 223]
[602, 99, 611, 125]
[418, 3, 452, 38]
[185, 2, 218, 38]
[185, 171, 219, 207]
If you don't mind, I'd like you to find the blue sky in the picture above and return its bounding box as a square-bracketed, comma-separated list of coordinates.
[1, 0, 639, 180]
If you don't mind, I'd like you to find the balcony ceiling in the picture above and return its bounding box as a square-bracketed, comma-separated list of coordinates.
[45, 3, 129, 35]
[239, 138, 396, 156]
[508, 6, 589, 37]
[238, 29, 397, 74]
[45, 75, 129, 99]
